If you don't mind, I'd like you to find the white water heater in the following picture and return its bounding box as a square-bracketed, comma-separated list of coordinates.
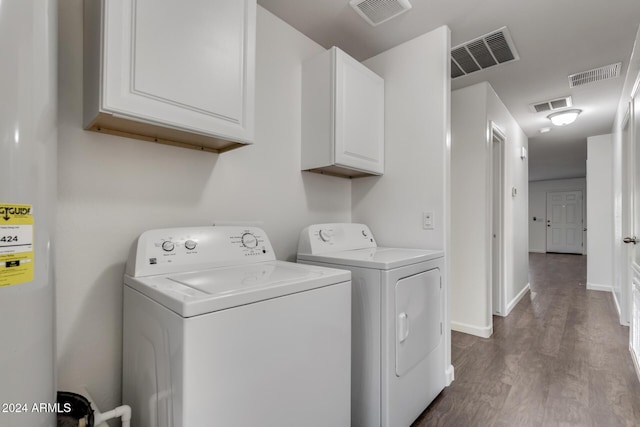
[0, 1, 57, 426]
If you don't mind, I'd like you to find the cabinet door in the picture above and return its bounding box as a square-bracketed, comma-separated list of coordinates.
[102, 0, 255, 143]
[334, 49, 384, 174]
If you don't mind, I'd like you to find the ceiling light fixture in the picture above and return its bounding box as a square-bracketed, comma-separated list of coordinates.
[547, 109, 582, 126]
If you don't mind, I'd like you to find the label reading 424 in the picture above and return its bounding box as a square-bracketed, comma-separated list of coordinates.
[0, 203, 34, 287]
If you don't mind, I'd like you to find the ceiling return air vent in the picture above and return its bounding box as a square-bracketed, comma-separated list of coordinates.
[451, 27, 519, 79]
[529, 96, 573, 113]
[568, 62, 622, 88]
[350, 0, 412, 26]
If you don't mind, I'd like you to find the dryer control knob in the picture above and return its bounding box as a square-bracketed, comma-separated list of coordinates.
[241, 233, 259, 248]
[319, 229, 333, 242]
[162, 241, 175, 252]
[184, 240, 197, 250]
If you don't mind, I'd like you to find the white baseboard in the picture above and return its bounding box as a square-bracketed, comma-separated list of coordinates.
[612, 289, 630, 326]
[445, 364, 455, 386]
[586, 282, 613, 292]
[613, 289, 622, 318]
[631, 345, 640, 385]
[451, 321, 493, 338]
[503, 283, 531, 317]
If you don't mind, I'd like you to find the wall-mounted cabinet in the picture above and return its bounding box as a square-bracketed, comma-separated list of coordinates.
[302, 47, 384, 178]
[84, 0, 256, 153]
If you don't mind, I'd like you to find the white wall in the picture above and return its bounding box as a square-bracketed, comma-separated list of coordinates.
[528, 178, 587, 254]
[57, 3, 352, 411]
[586, 134, 614, 291]
[450, 82, 529, 337]
[353, 28, 449, 251]
[450, 84, 490, 335]
[352, 26, 452, 379]
[486, 86, 530, 314]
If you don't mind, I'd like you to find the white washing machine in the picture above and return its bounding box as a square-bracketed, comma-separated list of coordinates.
[123, 226, 351, 427]
[297, 223, 446, 427]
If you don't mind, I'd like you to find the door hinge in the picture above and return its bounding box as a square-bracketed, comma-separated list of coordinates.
[440, 277, 442, 289]
[440, 322, 443, 335]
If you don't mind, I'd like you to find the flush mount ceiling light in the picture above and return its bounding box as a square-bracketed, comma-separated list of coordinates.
[547, 109, 582, 126]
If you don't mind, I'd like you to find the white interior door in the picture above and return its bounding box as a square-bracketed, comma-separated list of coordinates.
[491, 124, 505, 316]
[546, 191, 584, 254]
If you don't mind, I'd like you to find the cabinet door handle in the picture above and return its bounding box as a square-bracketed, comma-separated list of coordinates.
[623, 236, 637, 245]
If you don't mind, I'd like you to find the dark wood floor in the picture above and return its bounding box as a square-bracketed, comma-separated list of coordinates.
[413, 253, 640, 427]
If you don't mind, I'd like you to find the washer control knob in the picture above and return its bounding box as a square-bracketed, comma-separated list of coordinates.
[161, 241, 175, 252]
[184, 240, 197, 250]
[361, 229, 368, 237]
[241, 233, 259, 248]
[319, 229, 333, 242]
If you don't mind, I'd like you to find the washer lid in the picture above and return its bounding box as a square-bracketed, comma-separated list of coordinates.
[298, 247, 444, 270]
[124, 260, 350, 317]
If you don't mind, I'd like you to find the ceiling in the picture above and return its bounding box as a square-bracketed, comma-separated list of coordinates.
[258, 0, 640, 181]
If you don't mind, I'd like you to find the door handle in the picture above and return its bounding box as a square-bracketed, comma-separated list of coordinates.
[623, 236, 637, 244]
[398, 312, 409, 343]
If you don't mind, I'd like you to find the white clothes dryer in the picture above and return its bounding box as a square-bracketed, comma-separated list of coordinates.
[123, 226, 351, 427]
[297, 223, 446, 427]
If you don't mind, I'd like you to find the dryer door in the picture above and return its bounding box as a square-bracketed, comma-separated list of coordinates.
[395, 268, 441, 376]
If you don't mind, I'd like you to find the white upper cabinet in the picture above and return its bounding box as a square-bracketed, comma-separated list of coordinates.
[84, 0, 256, 153]
[302, 47, 384, 178]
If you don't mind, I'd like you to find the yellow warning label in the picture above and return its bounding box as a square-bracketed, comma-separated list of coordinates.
[0, 203, 34, 287]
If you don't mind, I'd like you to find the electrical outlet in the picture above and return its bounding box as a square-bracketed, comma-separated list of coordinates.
[423, 212, 434, 230]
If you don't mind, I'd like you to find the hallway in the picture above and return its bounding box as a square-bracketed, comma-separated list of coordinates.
[414, 253, 640, 426]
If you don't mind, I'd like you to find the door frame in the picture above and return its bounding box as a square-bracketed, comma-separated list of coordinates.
[628, 77, 640, 372]
[623, 80, 640, 328]
[616, 104, 632, 325]
[489, 122, 506, 316]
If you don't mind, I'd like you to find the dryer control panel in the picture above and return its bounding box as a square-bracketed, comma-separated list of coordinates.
[298, 223, 377, 255]
[126, 226, 276, 277]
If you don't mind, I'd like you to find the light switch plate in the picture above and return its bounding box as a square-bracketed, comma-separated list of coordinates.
[423, 212, 434, 230]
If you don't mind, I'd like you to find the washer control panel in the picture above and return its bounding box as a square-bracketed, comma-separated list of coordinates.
[298, 223, 377, 255]
[127, 226, 276, 277]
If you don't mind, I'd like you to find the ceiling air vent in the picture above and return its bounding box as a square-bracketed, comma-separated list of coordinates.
[568, 62, 622, 88]
[451, 27, 519, 79]
[529, 96, 573, 113]
[350, 0, 412, 26]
